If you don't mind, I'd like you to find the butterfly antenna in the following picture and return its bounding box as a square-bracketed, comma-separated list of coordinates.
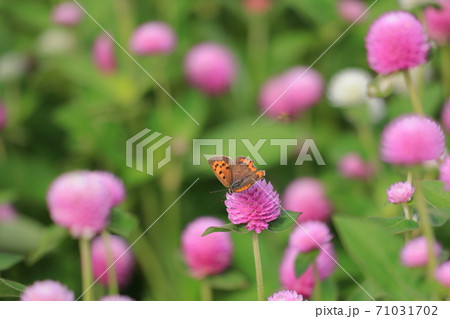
[209, 189, 228, 194]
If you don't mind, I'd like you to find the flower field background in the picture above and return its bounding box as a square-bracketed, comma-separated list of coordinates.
[1, 0, 450, 301]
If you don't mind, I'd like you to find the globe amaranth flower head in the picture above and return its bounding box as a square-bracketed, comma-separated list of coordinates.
[380, 115, 445, 165]
[130, 22, 176, 55]
[282, 178, 332, 223]
[225, 179, 281, 233]
[51, 2, 83, 26]
[386, 181, 415, 204]
[279, 243, 336, 298]
[425, 0, 450, 44]
[259, 66, 324, 119]
[184, 42, 237, 95]
[93, 33, 116, 74]
[400, 236, 442, 267]
[100, 295, 134, 301]
[338, 153, 374, 180]
[91, 171, 126, 206]
[365, 11, 430, 75]
[439, 157, 450, 191]
[327, 68, 372, 108]
[181, 216, 233, 279]
[91, 235, 135, 288]
[289, 221, 333, 253]
[268, 290, 303, 301]
[435, 261, 450, 287]
[21, 280, 74, 301]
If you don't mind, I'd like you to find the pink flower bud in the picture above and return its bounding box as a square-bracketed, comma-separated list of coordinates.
[435, 261, 450, 287]
[0, 203, 17, 222]
[425, 1, 450, 44]
[243, 0, 272, 14]
[337, 0, 368, 23]
[400, 236, 442, 267]
[184, 43, 237, 95]
[181, 217, 233, 278]
[93, 34, 116, 74]
[365, 11, 430, 74]
[338, 153, 373, 180]
[21, 280, 74, 301]
[51, 2, 83, 26]
[386, 181, 415, 204]
[130, 22, 176, 55]
[91, 235, 135, 288]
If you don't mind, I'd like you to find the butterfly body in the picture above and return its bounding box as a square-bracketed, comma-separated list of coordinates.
[208, 155, 265, 193]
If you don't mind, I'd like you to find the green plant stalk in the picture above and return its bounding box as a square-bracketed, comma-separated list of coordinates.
[79, 236, 94, 301]
[442, 44, 450, 98]
[247, 13, 268, 89]
[313, 261, 321, 301]
[200, 279, 212, 301]
[403, 70, 424, 115]
[402, 204, 412, 242]
[413, 170, 437, 281]
[252, 232, 264, 301]
[101, 231, 119, 295]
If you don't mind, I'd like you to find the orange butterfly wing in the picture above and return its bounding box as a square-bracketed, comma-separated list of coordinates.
[208, 155, 233, 188]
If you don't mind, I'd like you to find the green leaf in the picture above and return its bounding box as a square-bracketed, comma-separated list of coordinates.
[267, 211, 301, 232]
[369, 216, 419, 234]
[107, 207, 138, 238]
[422, 181, 450, 212]
[27, 225, 68, 265]
[295, 249, 320, 276]
[0, 278, 25, 298]
[0, 253, 23, 271]
[202, 223, 249, 237]
[334, 216, 425, 300]
[207, 270, 248, 291]
[427, 209, 449, 227]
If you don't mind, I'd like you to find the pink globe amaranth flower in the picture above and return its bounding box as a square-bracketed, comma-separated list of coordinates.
[21, 280, 74, 301]
[386, 181, 415, 204]
[181, 216, 233, 279]
[440, 99, 450, 133]
[279, 243, 337, 298]
[91, 171, 125, 206]
[184, 43, 237, 95]
[259, 67, 324, 119]
[51, 2, 83, 26]
[93, 34, 116, 74]
[46, 171, 112, 238]
[338, 153, 373, 180]
[289, 221, 333, 253]
[268, 290, 303, 301]
[435, 261, 450, 287]
[380, 115, 445, 165]
[100, 295, 134, 301]
[425, 1, 450, 44]
[365, 11, 430, 75]
[400, 236, 442, 267]
[439, 157, 450, 190]
[225, 179, 281, 233]
[130, 22, 176, 55]
[337, 0, 368, 23]
[243, 0, 272, 14]
[282, 178, 332, 223]
[0, 102, 7, 130]
[0, 203, 17, 222]
[91, 235, 134, 288]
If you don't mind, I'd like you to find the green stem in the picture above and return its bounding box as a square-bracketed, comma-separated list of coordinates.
[442, 44, 450, 98]
[101, 231, 119, 295]
[247, 13, 268, 88]
[403, 70, 424, 115]
[200, 279, 212, 301]
[79, 236, 94, 301]
[252, 232, 264, 301]
[413, 170, 437, 281]
[402, 203, 412, 242]
[313, 261, 322, 301]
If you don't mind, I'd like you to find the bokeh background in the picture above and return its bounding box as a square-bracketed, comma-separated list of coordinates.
[1, 0, 449, 301]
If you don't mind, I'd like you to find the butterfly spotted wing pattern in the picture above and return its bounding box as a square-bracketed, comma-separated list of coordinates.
[208, 155, 265, 193]
[208, 155, 233, 188]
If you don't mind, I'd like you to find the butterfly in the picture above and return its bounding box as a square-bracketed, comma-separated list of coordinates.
[208, 155, 265, 193]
